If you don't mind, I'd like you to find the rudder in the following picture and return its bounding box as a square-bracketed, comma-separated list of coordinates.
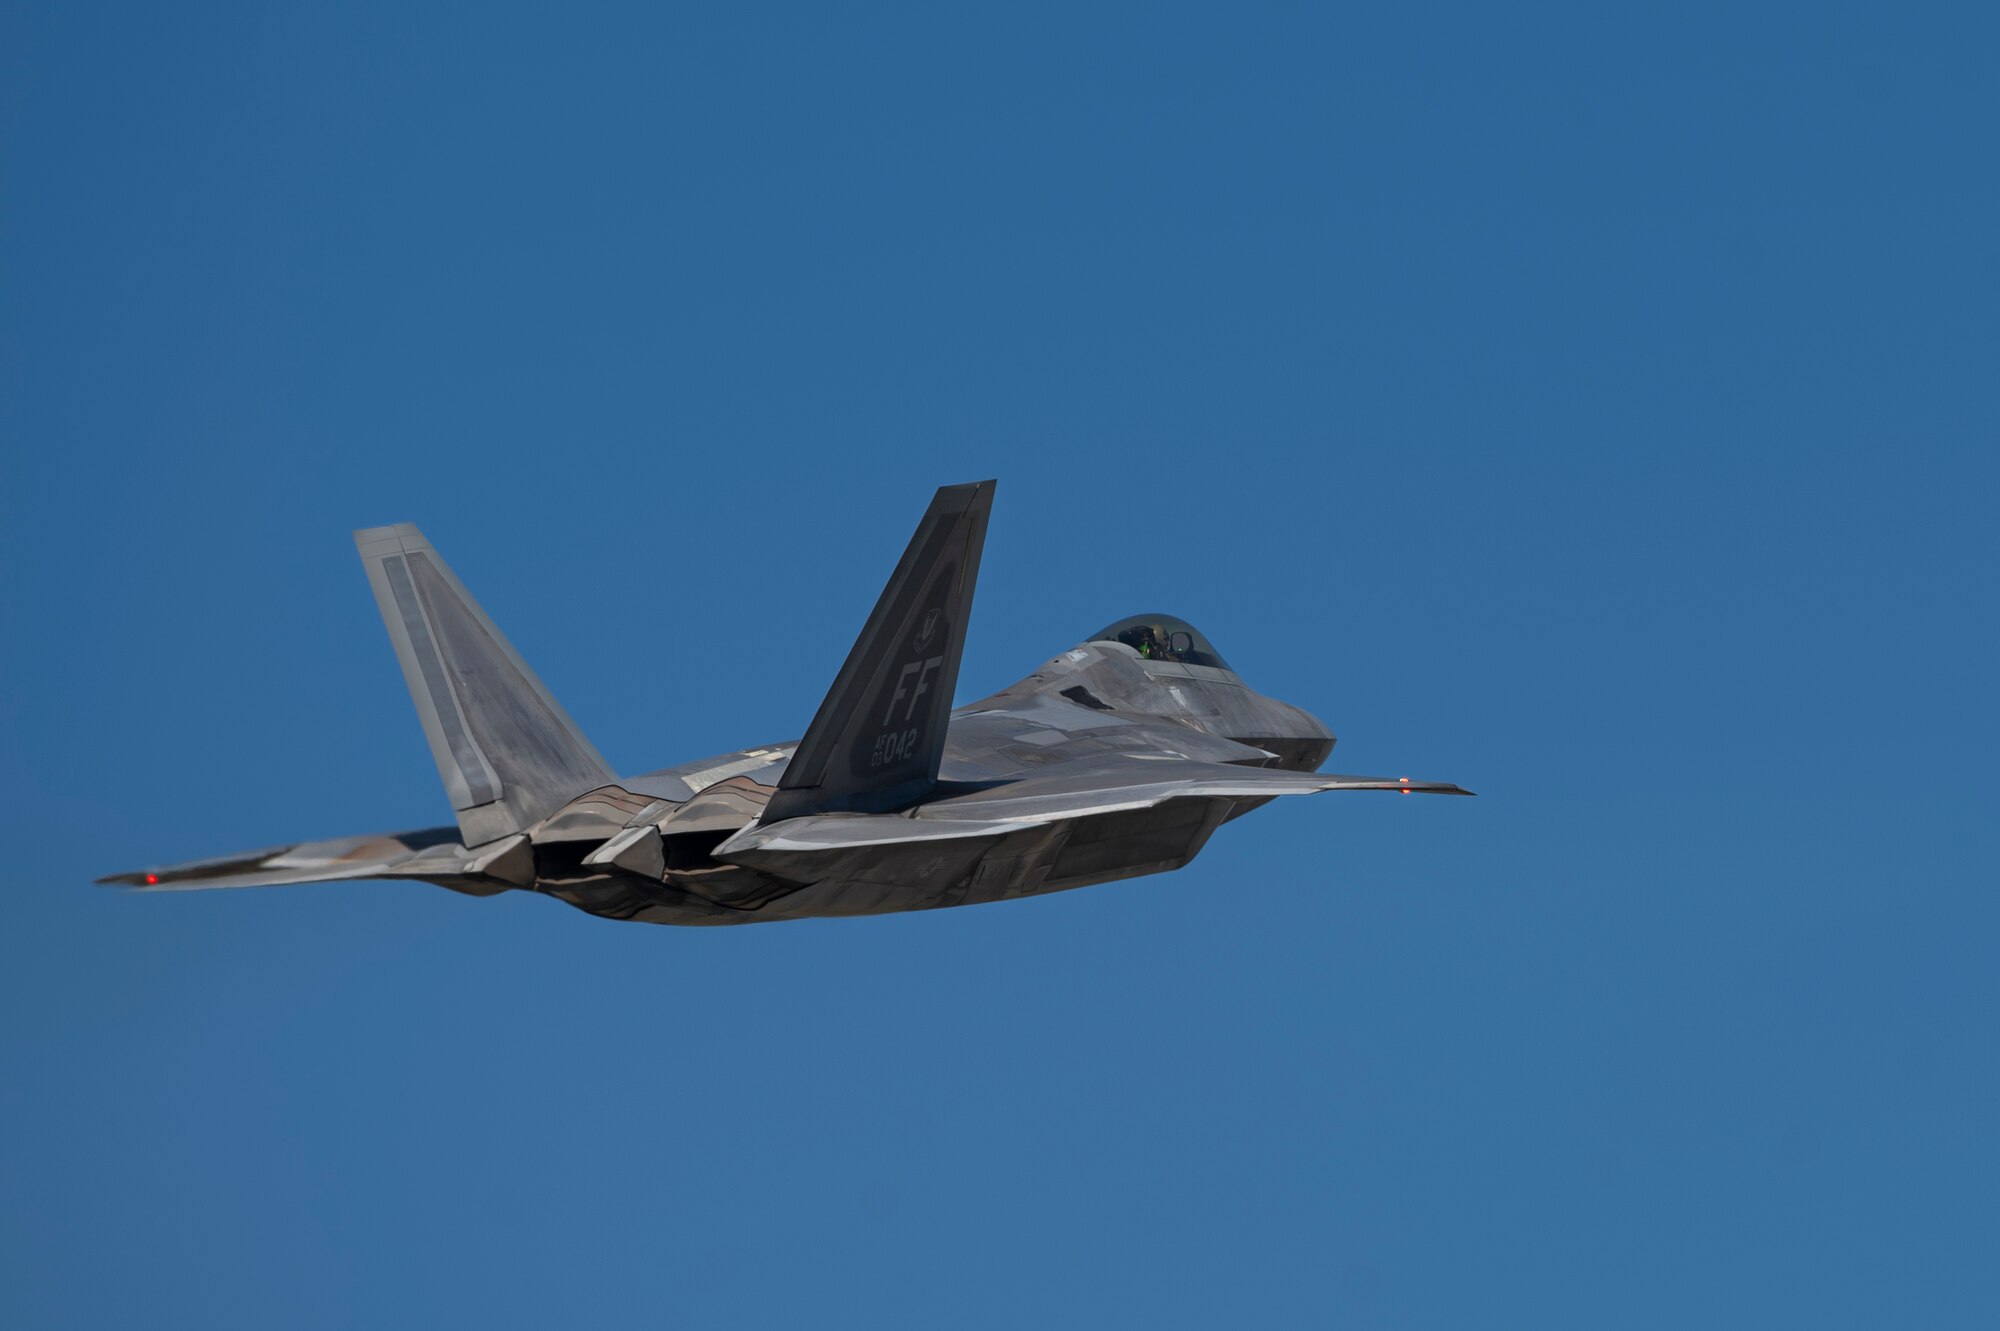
[356, 524, 614, 846]
[765, 480, 994, 821]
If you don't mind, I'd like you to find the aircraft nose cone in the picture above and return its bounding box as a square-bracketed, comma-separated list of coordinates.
[1282, 700, 1335, 743]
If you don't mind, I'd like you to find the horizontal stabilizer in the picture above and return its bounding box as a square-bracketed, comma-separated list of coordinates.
[356, 524, 614, 846]
[93, 826, 530, 892]
[766, 481, 994, 821]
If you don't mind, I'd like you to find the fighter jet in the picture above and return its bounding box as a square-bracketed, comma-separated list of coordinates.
[101, 481, 1471, 925]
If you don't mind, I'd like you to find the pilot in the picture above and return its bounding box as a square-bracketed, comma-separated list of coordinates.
[1118, 624, 1171, 660]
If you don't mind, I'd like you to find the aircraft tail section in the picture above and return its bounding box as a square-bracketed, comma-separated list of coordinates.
[355, 524, 614, 846]
[766, 481, 994, 821]
[97, 825, 532, 894]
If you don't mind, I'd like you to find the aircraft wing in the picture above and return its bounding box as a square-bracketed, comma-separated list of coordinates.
[719, 758, 1471, 857]
[915, 758, 1471, 823]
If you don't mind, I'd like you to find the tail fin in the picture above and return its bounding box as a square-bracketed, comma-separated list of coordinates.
[765, 480, 995, 822]
[355, 524, 614, 846]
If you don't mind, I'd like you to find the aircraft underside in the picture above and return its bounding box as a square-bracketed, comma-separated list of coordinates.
[537, 793, 1225, 926]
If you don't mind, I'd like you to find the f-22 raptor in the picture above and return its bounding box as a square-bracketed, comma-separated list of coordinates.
[102, 482, 1471, 925]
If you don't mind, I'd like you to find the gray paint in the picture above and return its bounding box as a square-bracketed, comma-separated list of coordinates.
[354, 523, 612, 846]
[100, 483, 1471, 925]
[766, 481, 990, 822]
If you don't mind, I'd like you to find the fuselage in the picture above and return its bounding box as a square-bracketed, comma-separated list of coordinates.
[526, 637, 1336, 926]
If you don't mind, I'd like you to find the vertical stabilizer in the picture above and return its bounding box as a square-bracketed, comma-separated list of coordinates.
[766, 481, 994, 821]
[355, 524, 614, 846]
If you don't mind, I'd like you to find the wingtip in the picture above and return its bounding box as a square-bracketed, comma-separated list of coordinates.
[1393, 779, 1476, 797]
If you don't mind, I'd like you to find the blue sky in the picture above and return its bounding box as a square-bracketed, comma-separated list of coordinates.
[2, 2, 1995, 1326]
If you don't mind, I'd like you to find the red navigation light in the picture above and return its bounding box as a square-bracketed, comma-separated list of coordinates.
[143, 873, 160, 885]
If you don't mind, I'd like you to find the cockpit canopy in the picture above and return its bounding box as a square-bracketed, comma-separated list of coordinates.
[1088, 615, 1232, 670]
